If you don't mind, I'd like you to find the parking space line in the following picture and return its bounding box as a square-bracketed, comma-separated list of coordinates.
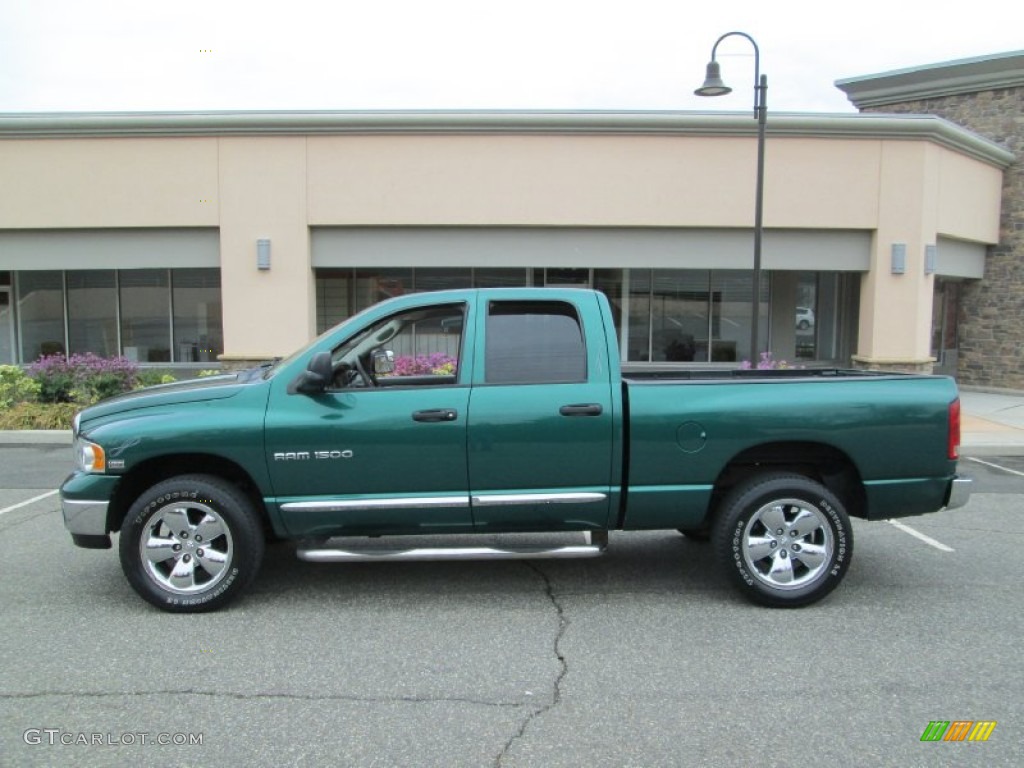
[886, 519, 955, 552]
[0, 489, 59, 517]
[965, 456, 1024, 478]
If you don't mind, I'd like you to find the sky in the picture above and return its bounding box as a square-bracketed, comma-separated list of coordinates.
[1, 0, 1021, 115]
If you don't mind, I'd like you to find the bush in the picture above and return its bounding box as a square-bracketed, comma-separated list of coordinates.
[0, 402, 78, 430]
[740, 352, 797, 370]
[28, 353, 139, 405]
[136, 371, 179, 388]
[0, 365, 41, 409]
[390, 354, 458, 376]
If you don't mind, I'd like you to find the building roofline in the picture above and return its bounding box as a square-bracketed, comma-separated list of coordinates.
[836, 50, 1024, 108]
[0, 109, 1014, 168]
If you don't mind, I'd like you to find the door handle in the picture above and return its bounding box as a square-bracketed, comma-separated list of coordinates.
[412, 409, 459, 423]
[559, 403, 603, 417]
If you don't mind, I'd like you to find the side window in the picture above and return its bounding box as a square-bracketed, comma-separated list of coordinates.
[486, 301, 586, 384]
[330, 303, 464, 389]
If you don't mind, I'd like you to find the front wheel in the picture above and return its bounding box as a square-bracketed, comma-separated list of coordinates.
[119, 475, 265, 612]
[713, 473, 853, 608]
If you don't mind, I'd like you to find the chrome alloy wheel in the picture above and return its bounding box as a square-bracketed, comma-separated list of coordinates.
[741, 498, 834, 590]
[139, 502, 234, 594]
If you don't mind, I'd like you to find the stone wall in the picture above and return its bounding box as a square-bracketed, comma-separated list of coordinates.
[863, 87, 1023, 389]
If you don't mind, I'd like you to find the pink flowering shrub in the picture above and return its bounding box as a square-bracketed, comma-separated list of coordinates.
[740, 351, 794, 370]
[389, 354, 458, 376]
[28, 353, 140, 404]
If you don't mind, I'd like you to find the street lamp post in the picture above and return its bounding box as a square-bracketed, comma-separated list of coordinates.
[695, 31, 767, 366]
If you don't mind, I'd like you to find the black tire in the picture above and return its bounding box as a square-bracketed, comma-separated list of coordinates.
[118, 474, 265, 613]
[713, 473, 853, 608]
[677, 526, 711, 542]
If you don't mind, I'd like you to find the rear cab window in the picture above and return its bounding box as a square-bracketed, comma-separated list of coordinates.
[485, 300, 586, 384]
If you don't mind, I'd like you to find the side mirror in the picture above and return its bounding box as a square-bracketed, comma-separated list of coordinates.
[287, 351, 333, 395]
[372, 349, 395, 375]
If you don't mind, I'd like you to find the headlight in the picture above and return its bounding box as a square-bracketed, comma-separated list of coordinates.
[75, 438, 106, 473]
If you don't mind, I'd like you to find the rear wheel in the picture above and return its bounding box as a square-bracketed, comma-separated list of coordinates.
[119, 475, 264, 612]
[713, 473, 853, 607]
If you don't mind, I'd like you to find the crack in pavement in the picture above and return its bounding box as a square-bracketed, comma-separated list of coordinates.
[495, 562, 569, 767]
[0, 507, 60, 536]
[0, 689, 526, 708]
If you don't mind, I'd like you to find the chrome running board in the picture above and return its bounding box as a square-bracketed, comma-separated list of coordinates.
[297, 531, 608, 563]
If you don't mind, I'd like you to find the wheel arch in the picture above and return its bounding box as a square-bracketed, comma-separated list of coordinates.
[107, 453, 268, 536]
[708, 441, 866, 523]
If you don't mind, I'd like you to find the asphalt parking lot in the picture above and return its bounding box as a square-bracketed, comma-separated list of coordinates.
[1, 445, 1021, 767]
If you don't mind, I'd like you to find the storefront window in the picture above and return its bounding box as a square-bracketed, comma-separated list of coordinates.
[413, 268, 472, 293]
[793, 272, 841, 362]
[712, 272, 769, 364]
[627, 270, 712, 362]
[67, 270, 117, 357]
[316, 269, 352, 334]
[316, 268, 534, 332]
[0, 272, 14, 364]
[119, 270, 171, 362]
[315, 266, 853, 366]
[172, 269, 223, 363]
[10, 268, 223, 365]
[474, 268, 528, 288]
[17, 271, 65, 362]
[354, 268, 413, 313]
[931, 279, 960, 376]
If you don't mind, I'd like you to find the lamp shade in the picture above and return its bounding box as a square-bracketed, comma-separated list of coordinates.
[695, 61, 731, 97]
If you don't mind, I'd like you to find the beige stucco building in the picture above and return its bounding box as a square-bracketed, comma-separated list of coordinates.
[0, 108, 1012, 373]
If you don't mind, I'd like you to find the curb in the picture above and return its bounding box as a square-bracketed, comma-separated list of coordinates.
[0, 430, 73, 445]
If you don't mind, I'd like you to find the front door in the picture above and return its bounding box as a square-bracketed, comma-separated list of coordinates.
[467, 297, 614, 531]
[267, 302, 473, 537]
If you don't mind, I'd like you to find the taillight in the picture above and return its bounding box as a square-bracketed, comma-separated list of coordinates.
[948, 398, 961, 460]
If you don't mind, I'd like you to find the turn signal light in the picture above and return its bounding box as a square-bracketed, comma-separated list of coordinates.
[76, 439, 106, 473]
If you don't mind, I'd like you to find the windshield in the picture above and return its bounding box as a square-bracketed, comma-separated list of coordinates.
[261, 303, 383, 380]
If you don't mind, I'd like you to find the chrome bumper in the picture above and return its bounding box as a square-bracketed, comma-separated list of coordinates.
[944, 475, 972, 511]
[62, 497, 109, 536]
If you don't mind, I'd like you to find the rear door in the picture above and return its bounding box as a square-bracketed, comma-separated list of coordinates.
[467, 296, 614, 531]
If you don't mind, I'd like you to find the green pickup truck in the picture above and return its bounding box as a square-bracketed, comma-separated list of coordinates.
[61, 288, 970, 612]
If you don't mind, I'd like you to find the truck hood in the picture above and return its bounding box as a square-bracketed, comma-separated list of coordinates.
[76, 374, 249, 429]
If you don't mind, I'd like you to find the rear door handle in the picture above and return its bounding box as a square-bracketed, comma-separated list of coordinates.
[559, 403, 603, 417]
[412, 409, 459, 423]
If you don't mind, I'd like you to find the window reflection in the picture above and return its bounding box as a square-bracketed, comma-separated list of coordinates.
[315, 266, 850, 365]
[68, 270, 117, 357]
[17, 271, 65, 362]
[120, 270, 171, 362]
[173, 269, 223, 363]
[12, 268, 224, 365]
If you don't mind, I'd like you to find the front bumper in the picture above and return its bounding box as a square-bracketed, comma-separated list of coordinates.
[60, 471, 119, 549]
[62, 497, 109, 535]
[944, 475, 972, 511]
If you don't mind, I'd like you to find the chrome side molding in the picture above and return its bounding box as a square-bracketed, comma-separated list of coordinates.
[282, 492, 608, 513]
[470, 492, 607, 507]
